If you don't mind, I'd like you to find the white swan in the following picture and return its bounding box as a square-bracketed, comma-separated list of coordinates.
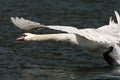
[11, 11, 120, 66]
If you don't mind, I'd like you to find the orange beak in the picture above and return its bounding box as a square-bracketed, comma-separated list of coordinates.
[16, 36, 24, 41]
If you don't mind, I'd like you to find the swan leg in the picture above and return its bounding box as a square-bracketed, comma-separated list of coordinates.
[103, 46, 115, 66]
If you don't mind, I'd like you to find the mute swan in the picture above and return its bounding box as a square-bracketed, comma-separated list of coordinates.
[11, 11, 120, 66]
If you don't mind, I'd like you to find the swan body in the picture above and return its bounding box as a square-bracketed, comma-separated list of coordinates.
[11, 11, 120, 66]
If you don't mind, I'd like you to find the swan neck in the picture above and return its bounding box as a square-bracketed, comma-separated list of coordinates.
[32, 34, 58, 41]
[26, 34, 77, 43]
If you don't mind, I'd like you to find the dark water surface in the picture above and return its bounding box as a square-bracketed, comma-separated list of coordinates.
[0, 0, 120, 80]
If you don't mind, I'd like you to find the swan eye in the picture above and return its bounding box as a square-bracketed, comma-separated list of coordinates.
[21, 34, 27, 37]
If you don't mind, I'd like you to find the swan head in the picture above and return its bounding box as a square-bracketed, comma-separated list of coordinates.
[16, 33, 35, 41]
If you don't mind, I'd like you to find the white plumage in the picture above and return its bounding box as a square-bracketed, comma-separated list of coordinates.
[11, 11, 120, 66]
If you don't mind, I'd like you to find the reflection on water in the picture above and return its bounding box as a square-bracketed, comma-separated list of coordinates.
[0, 0, 120, 80]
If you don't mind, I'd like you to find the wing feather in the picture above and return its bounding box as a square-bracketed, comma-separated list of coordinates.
[115, 10, 120, 24]
[11, 17, 78, 33]
[11, 17, 41, 30]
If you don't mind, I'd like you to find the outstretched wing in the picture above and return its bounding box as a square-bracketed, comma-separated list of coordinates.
[11, 11, 120, 35]
[11, 17, 78, 33]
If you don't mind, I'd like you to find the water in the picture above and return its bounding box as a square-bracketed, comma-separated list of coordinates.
[0, 0, 120, 80]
